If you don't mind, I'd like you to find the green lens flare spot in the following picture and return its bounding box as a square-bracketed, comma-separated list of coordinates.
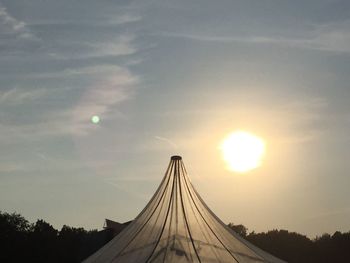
[91, 115, 100, 124]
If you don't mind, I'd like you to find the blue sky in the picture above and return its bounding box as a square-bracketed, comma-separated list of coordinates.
[1, 0, 350, 237]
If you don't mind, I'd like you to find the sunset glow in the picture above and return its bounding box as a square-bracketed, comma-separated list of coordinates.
[220, 131, 265, 173]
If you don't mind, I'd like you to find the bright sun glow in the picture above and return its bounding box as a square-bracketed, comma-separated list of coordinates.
[220, 131, 265, 173]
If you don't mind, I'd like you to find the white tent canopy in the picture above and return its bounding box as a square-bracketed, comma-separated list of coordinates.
[84, 156, 286, 263]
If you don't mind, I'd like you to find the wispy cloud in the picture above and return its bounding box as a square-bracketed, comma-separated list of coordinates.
[159, 19, 350, 53]
[0, 4, 39, 53]
[0, 65, 139, 139]
[0, 1, 142, 139]
[48, 35, 136, 60]
[0, 88, 46, 105]
[310, 20, 350, 53]
[154, 136, 178, 149]
[0, 5, 26, 35]
[254, 97, 329, 145]
[106, 14, 142, 25]
[69, 65, 139, 135]
[86, 35, 136, 57]
[103, 178, 151, 200]
[28, 13, 142, 27]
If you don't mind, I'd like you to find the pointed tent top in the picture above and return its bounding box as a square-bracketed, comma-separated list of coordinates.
[171, 155, 182, 160]
[84, 156, 286, 263]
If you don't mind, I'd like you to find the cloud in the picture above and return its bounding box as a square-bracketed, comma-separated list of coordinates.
[253, 97, 329, 145]
[0, 64, 139, 141]
[86, 35, 136, 58]
[0, 5, 26, 34]
[103, 178, 152, 200]
[47, 35, 136, 60]
[149, 95, 329, 151]
[310, 20, 350, 53]
[105, 14, 142, 25]
[69, 65, 139, 135]
[0, 88, 46, 105]
[159, 19, 350, 53]
[0, 1, 142, 140]
[154, 136, 178, 149]
[0, 1, 139, 59]
[0, 4, 39, 53]
[29, 13, 142, 27]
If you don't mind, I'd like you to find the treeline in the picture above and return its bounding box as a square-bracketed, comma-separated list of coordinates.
[1, 211, 350, 262]
[228, 223, 350, 263]
[0, 211, 113, 263]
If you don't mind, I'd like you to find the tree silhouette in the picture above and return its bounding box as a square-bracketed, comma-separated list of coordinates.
[228, 223, 248, 237]
[0, 212, 31, 262]
[1, 211, 350, 262]
[29, 220, 59, 262]
[246, 229, 314, 262]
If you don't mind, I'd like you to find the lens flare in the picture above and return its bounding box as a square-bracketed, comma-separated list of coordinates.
[91, 115, 100, 124]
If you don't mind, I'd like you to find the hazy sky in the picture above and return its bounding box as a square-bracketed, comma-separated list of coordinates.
[1, 0, 350, 237]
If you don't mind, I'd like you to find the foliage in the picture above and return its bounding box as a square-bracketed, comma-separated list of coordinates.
[0, 211, 113, 263]
[246, 229, 314, 262]
[228, 223, 248, 237]
[1, 212, 350, 262]
[228, 223, 350, 263]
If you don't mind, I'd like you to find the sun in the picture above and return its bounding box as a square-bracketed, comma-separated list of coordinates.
[220, 131, 265, 173]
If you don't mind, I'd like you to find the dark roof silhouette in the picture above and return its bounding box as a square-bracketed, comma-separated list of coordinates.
[104, 219, 131, 236]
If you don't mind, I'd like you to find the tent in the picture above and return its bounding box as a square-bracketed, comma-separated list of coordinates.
[84, 156, 286, 262]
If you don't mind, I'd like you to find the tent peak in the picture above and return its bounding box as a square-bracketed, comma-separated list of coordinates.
[84, 156, 286, 263]
[171, 155, 182, 160]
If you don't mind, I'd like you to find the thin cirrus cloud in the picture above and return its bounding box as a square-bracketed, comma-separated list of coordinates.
[70, 65, 139, 136]
[28, 13, 142, 27]
[0, 2, 142, 140]
[0, 4, 39, 52]
[158, 19, 350, 53]
[46, 35, 137, 60]
[154, 136, 178, 149]
[0, 87, 47, 105]
[0, 65, 139, 139]
[0, 4, 31, 37]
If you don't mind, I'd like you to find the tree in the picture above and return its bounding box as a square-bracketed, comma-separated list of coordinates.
[2, 211, 350, 263]
[29, 220, 59, 262]
[228, 223, 248, 237]
[0, 211, 31, 262]
[247, 229, 314, 263]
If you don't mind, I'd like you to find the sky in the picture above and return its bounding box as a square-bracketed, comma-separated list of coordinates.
[1, 0, 350, 238]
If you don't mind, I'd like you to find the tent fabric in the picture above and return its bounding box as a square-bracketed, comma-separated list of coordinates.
[84, 156, 286, 263]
